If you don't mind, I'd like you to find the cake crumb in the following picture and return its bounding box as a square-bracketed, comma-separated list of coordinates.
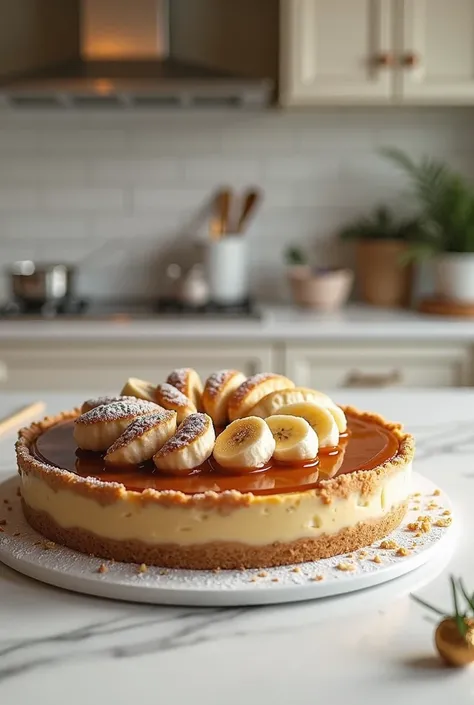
[372, 555, 383, 564]
[291, 566, 301, 573]
[433, 489, 441, 496]
[379, 540, 398, 550]
[43, 541, 56, 550]
[406, 522, 418, 532]
[420, 520, 431, 533]
[415, 531, 422, 537]
[98, 564, 108, 574]
[412, 505, 420, 511]
[311, 575, 324, 582]
[16, 488, 21, 497]
[442, 510, 451, 516]
[396, 547, 410, 557]
[249, 577, 257, 583]
[159, 569, 168, 576]
[213, 567, 221, 574]
[258, 571, 268, 578]
[13, 532, 20, 537]
[0, 519, 6, 526]
[33, 540, 42, 546]
[271, 577, 279, 583]
[336, 562, 355, 572]
[413, 492, 421, 497]
[426, 502, 438, 510]
[138, 563, 148, 573]
[434, 517, 452, 528]
[358, 551, 368, 559]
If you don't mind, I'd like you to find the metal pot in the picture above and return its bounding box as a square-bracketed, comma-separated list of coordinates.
[7, 261, 76, 304]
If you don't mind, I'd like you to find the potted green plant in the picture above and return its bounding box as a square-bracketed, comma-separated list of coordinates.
[339, 205, 420, 307]
[382, 147, 474, 303]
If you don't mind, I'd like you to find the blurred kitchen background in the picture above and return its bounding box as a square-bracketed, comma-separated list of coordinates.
[2, 0, 474, 394]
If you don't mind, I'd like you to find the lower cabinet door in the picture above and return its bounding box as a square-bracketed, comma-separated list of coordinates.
[0, 342, 276, 393]
[284, 343, 472, 389]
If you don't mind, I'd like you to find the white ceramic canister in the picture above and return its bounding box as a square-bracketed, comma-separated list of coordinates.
[434, 253, 474, 303]
[205, 236, 249, 305]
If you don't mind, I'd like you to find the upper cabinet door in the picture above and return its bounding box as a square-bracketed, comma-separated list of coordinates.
[400, 0, 474, 103]
[280, 0, 394, 105]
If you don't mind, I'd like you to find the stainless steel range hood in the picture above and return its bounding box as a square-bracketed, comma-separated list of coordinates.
[0, 0, 273, 108]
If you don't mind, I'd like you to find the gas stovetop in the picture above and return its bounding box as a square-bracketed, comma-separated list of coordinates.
[0, 298, 261, 321]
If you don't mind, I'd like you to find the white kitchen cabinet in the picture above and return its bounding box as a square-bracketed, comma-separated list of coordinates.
[284, 343, 473, 389]
[281, 0, 474, 106]
[280, 0, 394, 105]
[0, 342, 275, 394]
[400, 0, 474, 103]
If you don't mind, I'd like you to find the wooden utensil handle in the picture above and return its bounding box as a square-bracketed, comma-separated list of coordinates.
[0, 401, 46, 437]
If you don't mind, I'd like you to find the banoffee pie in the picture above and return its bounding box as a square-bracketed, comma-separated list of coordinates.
[16, 369, 414, 570]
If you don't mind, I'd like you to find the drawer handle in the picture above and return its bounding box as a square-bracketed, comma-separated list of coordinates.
[343, 369, 402, 388]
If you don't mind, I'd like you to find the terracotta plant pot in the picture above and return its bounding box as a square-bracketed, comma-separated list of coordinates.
[355, 240, 413, 308]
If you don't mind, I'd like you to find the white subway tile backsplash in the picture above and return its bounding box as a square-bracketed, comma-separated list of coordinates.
[40, 188, 126, 213]
[0, 108, 473, 301]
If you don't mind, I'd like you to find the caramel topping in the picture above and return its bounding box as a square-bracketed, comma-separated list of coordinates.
[33, 412, 399, 497]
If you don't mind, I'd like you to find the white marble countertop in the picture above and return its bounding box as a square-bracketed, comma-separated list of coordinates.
[0, 390, 473, 704]
[1, 305, 474, 341]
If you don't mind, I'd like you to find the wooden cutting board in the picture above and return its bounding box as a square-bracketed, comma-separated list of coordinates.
[419, 296, 474, 317]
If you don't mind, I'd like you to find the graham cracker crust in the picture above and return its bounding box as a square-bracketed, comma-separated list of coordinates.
[22, 499, 408, 570]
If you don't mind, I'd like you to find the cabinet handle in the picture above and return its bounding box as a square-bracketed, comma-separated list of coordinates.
[402, 52, 419, 68]
[343, 369, 403, 388]
[374, 52, 394, 68]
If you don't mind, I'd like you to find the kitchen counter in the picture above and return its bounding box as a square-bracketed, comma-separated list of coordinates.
[1, 305, 474, 341]
[0, 390, 472, 705]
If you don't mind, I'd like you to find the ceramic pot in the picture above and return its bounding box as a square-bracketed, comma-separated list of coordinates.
[355, 240, 413, 308]
[434, 253, 474, 303]
[288, 267, 353, 311]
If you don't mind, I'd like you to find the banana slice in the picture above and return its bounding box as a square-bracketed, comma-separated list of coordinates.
[213, 416, 275, 470]
[249, 386, 334, 418]
[120, 377, 156, 403]
[265, 415, 318, 462]
[74, 399, 161, 452]
[105, 410, 177, 465]
[202, 369, 247, 426]
[227, 373, 295, 422]
[154, 382, 197, 423]
[326, 405, 347, 434]
[166, 368, 203, 411]
[275, 402, 339, 448]
[153, 413, 215, 474]
[81, 395, 137, 414]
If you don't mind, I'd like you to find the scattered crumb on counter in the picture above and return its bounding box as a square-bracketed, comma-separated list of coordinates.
[396, 547, 410, 557]
[336, 562, 355, 572]
[291, 566, 301, 573]
[258, 571, 268, 578]
[433, 489, 441, 496]
[98, 564, 108, 574]
[271, 577, 279, 583]
[311, 575, 324, 582]
[372, 555, 382, 564]
[443, 510, 451, 516]
[138, 563, 148, 573]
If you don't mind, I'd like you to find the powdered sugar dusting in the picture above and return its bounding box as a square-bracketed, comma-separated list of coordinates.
[166, 368, 191, 393]
[230, 373, 283, 406]
[81, 395, 136, 413]
[77, 400, 160, 425]
[155, 413, 211, 456]
[156, 383, 191, 409]
[205, 370, 240, 398]
[106, 411, 176, 454]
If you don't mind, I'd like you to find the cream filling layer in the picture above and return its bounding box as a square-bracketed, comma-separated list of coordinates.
[20, 464, 412, 547]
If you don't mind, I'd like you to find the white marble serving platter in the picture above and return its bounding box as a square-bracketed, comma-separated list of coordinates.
[0, 473, 456, 607]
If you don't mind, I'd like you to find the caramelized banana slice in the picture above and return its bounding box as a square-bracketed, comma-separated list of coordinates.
[166, 368, 203, 411]
[81, 395, 136, 414]
[154, 383, 197, 423]
[105, 410, 177, 465]
[153, 413, 215, 474]
[120, 377, 156, 402]
[74, 400, 160, 452]
[227, 373, 295, 421]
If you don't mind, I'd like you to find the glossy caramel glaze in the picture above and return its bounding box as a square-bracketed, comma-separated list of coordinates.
[32, 412, 399, 496]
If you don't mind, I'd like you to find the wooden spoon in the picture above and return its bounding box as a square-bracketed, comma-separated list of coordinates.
[237, 189, 261, 233]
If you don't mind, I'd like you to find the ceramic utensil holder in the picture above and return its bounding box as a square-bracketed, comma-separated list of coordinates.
[205, 236, 249, 305]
